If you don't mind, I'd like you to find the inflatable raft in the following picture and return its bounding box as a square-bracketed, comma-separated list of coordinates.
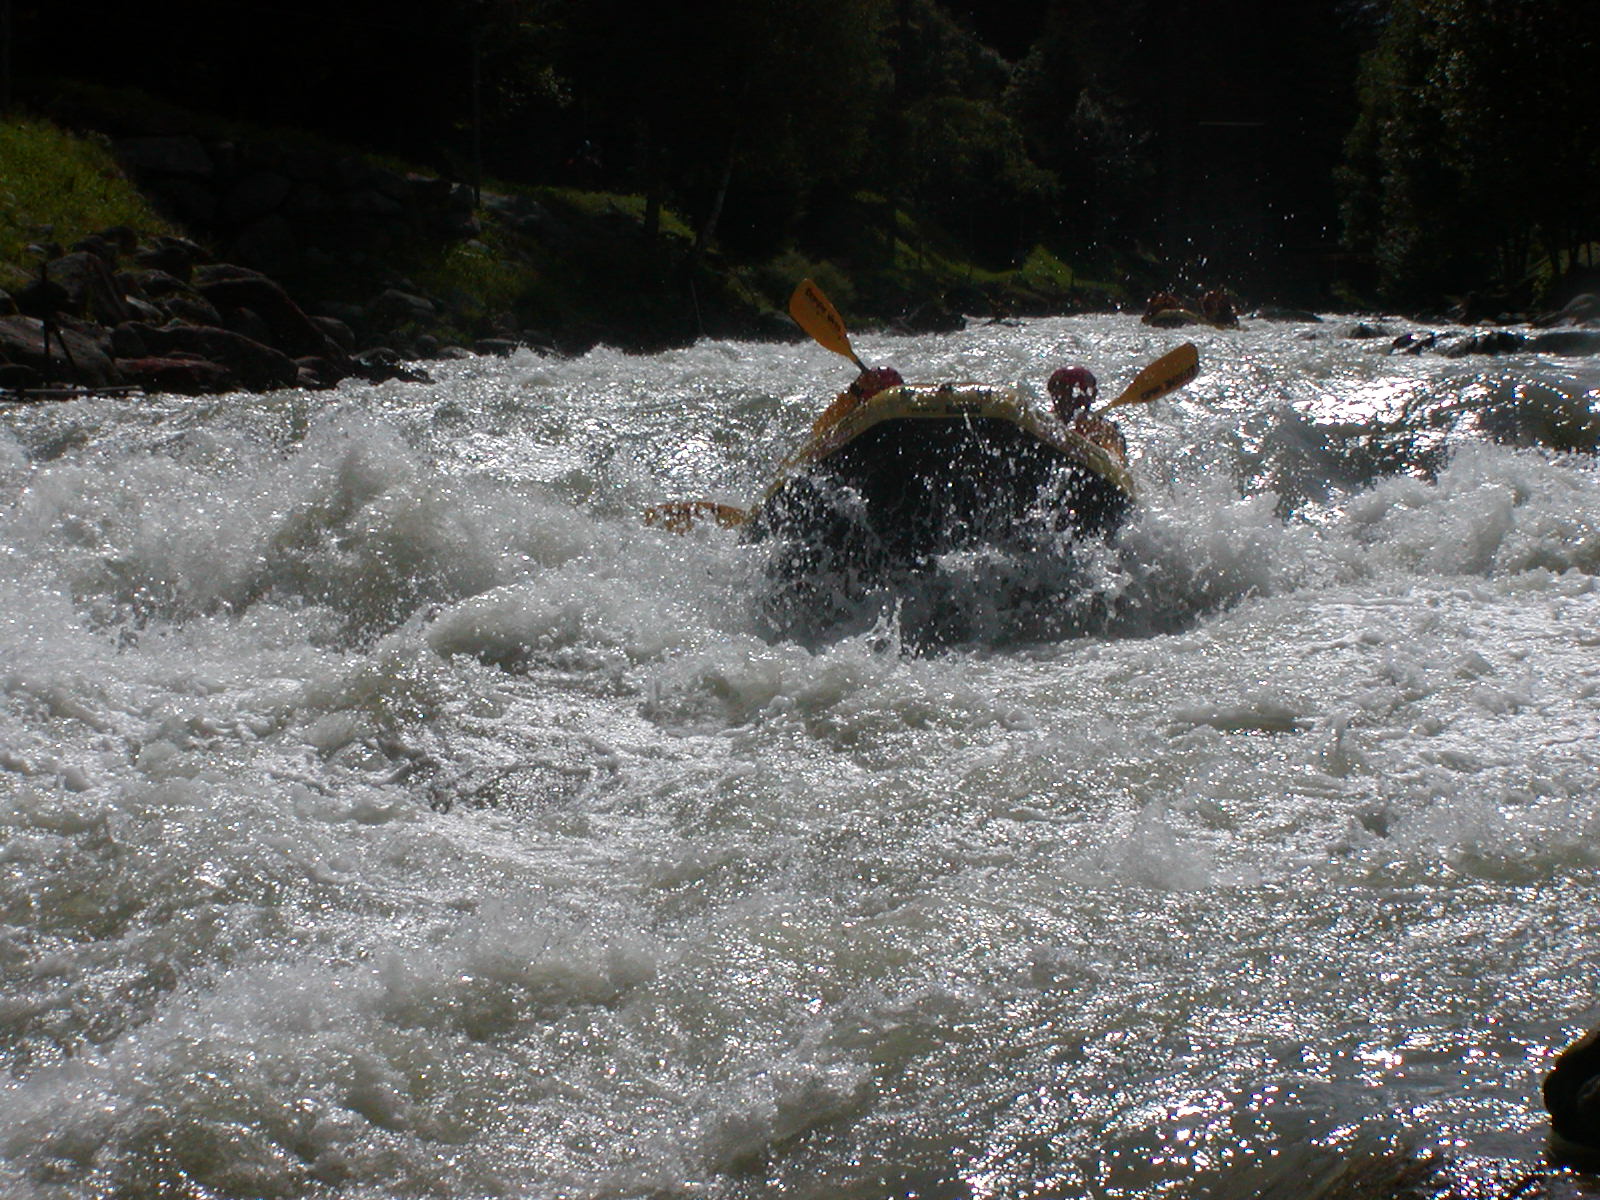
[744, 381, 1134, 570]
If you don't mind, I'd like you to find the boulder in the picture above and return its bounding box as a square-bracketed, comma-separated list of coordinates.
[367, 289, 437, 326]
[1532, 293, 1599, 328]
[1439, 330, 1527, 357]
[162, 294, 224, 327]
[310, 315, 356, 352]
[0, 363, 42, 391]
[115, 355, 238, 395]
[0, 315, 122, 387]
[221, 170, 292, 225]
[1546, 1026, 1600, 1162]
[1530, 330, 1600, 356]
[133, 237, 206, 280]
[132, 323, 298, 391]
[352, 347, 432, 383]
[16, 251, 129, 325]
[1391, 331, 1437, 355]
[198, 271, 349, 360]
[1346, 322, 1394, 339]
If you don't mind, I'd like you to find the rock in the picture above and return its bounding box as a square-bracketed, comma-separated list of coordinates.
[223, 306, 275, 346]
[1532, 293, 1599, 328]
[0, 290, 15, 317]
[1144, 307, 1203, 327]
[473, 338, 522, 357]
[114, 135, 214, 176]
[352, 347, 432, 384]
[0, 363, 42, 391]
[232, 215, 299, 273]
[128, 268, 194, 299]
[1530, 330, 1600, 356]
[115, 355, 237, 395]
[0, 315, 122, 387]
[310, 315, 356, 352]
[1439, 330, 1527, 357]
[367, 289, 437, 326]
[1347, 322, 1394, 339]
[198, 272, 348, 360]
[109, 323, 148, 358]
[1391, 331, 1437, 355]
[69, 233, 121, 267]
[1546, 1026, 1600, 1162]
[221, 170, 292, 225]
[133, 236, 206, 280]
[16, 251, 129, 325]
[123, 296, 165, 324]
[162, 294, 224, 327]
[146, 177, 219, 225]
[293, 356, 346, 389]
[133, 323, 298, 391]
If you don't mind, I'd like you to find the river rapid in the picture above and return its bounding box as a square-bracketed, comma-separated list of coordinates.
[2, 314, 1600, 1199]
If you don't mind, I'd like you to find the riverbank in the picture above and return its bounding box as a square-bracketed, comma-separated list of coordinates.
[0, 92, 1139, 399]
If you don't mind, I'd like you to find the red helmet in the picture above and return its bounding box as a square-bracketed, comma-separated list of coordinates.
[857, 366, 903, 399]
[1048, 366, 1098, 416]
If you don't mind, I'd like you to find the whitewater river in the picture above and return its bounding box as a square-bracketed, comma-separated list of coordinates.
[3, 314, 1600, 1199]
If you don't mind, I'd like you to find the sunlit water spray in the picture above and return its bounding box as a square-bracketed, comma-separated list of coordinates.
[2, 315, 1600, 1198]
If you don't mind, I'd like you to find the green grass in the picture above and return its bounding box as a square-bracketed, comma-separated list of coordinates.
[0, 116, 178, 288]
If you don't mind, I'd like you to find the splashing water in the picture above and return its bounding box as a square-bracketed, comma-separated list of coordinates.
[2, 315, 1600, 1198]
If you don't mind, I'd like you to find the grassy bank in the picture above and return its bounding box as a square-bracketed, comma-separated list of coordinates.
[0, 116, 178, 291]
[1, 98, 1131, 353]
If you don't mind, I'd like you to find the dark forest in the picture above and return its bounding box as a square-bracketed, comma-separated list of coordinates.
[6, 0, 1600, 314]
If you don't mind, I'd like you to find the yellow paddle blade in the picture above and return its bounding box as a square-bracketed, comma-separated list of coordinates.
[1099, 342, 1200, 413]
[642, 500, 750, 534]
[789, 279, 865, 371]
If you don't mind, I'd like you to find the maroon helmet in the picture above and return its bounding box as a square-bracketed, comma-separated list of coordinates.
[856, 366, 904, 400]
[1048, 366, 1098, 418]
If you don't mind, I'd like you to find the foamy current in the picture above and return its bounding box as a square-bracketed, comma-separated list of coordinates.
[2, 314, 1600, 1199]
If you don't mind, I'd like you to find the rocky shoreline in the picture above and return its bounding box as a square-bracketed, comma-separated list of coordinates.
[0, 228, 477, 399]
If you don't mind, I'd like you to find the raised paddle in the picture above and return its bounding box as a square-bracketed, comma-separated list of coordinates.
[641, 499, 750, 532]
[789, 279, 868, 374]
[1094, 341, 1200, 415]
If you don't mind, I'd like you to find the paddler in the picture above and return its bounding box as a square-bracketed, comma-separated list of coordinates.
[811, 365, 904, 434]
[1048, 365, 1127, 465]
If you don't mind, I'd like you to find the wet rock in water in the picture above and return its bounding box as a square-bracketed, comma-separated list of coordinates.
[1545, 1025, 1600, 1162]
[473, 338, 522, 357]
[1391, 331, 1437, 354]
[1347, 322, 1395, 339]
[352, 347, 432, 383]
[1439, 329, 1528, 357]
[1530, 330, 1600, 356]
[1144, 307, 1204, 327]
[132, 322, 298, 391]
[115, 355, 237, 395]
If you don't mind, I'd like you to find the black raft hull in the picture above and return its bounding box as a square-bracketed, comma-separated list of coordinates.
[743, 384, 1135, 642]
